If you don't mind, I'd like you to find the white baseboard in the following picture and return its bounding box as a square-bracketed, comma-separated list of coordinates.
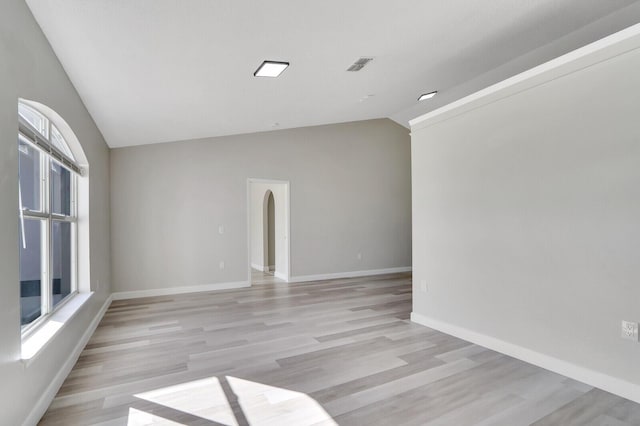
[274, 271, 288, 281]
[251, 263, 269, 272]
[290, 266, 412, 283]
[410, 312, 640, 404]
[23, 294, 113, 426]
[112, 281, 250, 300]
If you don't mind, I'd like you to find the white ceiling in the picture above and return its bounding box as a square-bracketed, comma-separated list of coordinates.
[26, 0, 640, 148]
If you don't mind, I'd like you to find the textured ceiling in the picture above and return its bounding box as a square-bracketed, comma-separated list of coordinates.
[26, 0, 640, 147]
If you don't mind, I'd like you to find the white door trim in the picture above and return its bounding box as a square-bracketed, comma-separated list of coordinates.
[247, 178, 291, 283]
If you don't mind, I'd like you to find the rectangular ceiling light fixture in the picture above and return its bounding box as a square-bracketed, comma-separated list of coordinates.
[254, 60, 289, 77]
[418, 91, 438, 101]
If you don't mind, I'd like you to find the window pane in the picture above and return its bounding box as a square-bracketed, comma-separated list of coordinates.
[51, 221, 72, 307]
[18, 103, 48, 138]
[18, 138, 41, 212]
[50, 125, 74, 161]
[51, 161, 72, 216]
[19, 219, 42, 326]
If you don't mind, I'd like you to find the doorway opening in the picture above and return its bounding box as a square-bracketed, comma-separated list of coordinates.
[247, 179, 290, 285]
[265, 190, 275, 272]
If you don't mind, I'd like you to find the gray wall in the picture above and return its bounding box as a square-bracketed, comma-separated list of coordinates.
[411, 37, 640, 386]
[111, 119, 411, 292]
[0, 1, 112, 424]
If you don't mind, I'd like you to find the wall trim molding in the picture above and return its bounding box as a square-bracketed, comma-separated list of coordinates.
[250, 263, 269, 272]
[410, 312, 640, 405]
[409, 23, 640, 131]
[112, 281, 250, 300]
[23, 294, 113, 426]
[291, 267, 412, 283]
[274, 271, 288, 281]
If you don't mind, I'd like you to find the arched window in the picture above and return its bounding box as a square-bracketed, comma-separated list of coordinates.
[18, 102, 84, 332]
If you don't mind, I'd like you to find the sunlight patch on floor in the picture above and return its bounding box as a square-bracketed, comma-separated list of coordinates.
[127, 407, 184, 426]
[134, 377, 237, 425]
[227, 376, 337, 426]
[128, 375, 337, 425]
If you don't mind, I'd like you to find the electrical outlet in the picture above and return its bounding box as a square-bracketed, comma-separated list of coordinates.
[218, 225, 224, 235]
[219, 261, 225, 270]
[357, 252, 362, 260]
[420, 280, 428, 293]
[621, 320, 639, 341]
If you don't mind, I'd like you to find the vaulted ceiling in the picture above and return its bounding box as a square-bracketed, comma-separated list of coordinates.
[27, 0, 640, 147]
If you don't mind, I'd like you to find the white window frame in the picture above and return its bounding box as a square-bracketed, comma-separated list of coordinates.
[18, 103, 80, 337]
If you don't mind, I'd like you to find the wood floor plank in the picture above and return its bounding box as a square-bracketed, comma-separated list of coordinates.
[39, 272, 640, 425]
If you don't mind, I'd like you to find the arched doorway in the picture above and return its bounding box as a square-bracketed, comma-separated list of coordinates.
[248, 179, 290, 284]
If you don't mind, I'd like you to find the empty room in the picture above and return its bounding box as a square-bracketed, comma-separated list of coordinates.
[1, 1, 640, 425]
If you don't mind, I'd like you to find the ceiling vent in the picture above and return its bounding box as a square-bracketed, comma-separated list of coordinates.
[347, 57, 373, 72]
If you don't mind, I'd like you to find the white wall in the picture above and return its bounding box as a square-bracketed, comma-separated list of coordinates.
[411, 27, 640, 400]
[0, 1, 112, 425]
[111, 119, 411, 292]
[250, 182, 288, 278]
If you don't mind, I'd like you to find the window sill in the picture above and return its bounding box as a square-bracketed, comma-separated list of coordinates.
[21, 292, 93, 366]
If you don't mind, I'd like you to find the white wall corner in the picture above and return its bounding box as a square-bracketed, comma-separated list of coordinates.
[23, 295, 113, 426]
[410, 312, 640, 405]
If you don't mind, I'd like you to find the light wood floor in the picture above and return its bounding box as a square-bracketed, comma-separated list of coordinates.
[40, 273, 640, 425]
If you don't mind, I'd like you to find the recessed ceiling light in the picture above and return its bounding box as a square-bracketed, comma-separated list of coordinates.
[358, 94, 376, 102]
[254, 61, 289, 78]
[418, 91, 438, 101]
[347, 57, 374, 72]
